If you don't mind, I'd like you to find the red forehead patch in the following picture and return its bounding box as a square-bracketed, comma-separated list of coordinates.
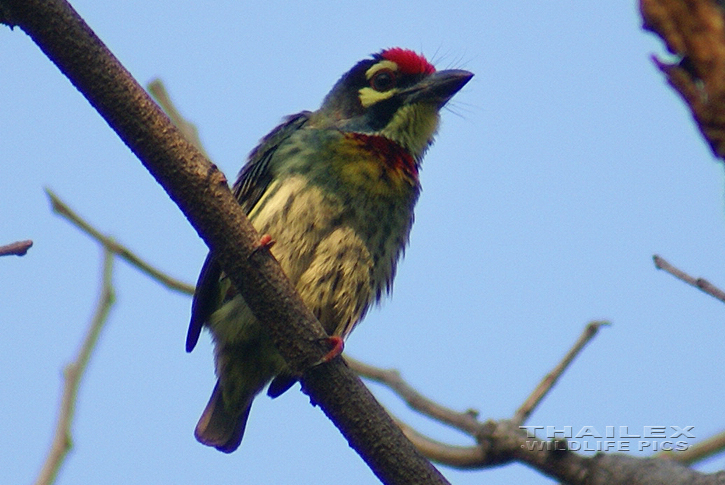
[380, 48, 435, 75]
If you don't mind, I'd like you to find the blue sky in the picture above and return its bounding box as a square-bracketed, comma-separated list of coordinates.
[2, 1, 724, 484]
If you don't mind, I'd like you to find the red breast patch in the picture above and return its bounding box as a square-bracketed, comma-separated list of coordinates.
[346, 132, 418, 181]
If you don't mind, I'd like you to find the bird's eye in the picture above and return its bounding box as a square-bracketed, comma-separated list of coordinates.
[370, 69, 396, 92]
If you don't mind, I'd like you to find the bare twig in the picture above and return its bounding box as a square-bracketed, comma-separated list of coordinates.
[34, 249, 115, 485]
[147, 79, 210, 159]
[513, 320, 610, 425]
[0, 239, 33, 256]
[347, 357, 481, 435]
[653, 254, 725, 304]
[659, 429, 725, 465]
[350, 322, 614, 473]
[46, 189, 194, 296]
[394, 418, 488, 469]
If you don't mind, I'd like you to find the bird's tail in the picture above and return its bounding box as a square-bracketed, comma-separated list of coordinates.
[194, 380, 252, 453]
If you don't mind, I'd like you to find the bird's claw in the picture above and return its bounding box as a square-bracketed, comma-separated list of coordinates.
[249, 233, 276, 258]
[312, 336, 344, 366]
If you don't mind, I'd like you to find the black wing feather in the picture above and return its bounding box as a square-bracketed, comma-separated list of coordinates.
[186, 254, 222, 352]
[233, 112, 311, 211]
[186, 112, 310, 352]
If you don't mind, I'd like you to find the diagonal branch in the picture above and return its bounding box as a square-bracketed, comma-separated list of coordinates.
[351, 322, 610, 471]
[0, 1, 447, 483]
[34, 248, 115, 485]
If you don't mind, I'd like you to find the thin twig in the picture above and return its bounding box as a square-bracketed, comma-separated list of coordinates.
[512, 320, 610, 425]
[350, 321, 610, 465]
[0, 239, 33, 256]
[45, 188, 194, 296]
[394, 417, 487, 469]
[659, 429, 725, 465]
[34, 249, 115, 485]
[147, 79, 210, 159]
[653, 254, 725, 304]
[346, 356, 481, 435]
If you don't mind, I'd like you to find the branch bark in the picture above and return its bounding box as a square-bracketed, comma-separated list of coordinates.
[653, 254, 725, 304]
[0, 1, 448, 483]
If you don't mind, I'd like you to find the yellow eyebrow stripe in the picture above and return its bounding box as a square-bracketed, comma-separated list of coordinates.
[364, 60, 398, 79]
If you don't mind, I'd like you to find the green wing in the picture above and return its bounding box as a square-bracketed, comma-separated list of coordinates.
[186, 112, 310, 352]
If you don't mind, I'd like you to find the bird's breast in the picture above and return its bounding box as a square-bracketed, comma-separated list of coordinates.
[329, 132, 419, 196]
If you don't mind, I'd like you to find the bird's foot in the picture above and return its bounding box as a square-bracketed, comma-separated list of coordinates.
[249, 233, 276, 257]
[313, 336, 344, 366]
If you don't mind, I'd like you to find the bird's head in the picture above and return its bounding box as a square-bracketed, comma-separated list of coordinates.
[312, 48, 473, 161]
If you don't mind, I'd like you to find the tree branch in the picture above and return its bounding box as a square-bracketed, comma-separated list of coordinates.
[354, 323, 725, 483]
[0, 1, 447, 483]
[350, 323, 609, 473]
[34, 248, 115, 485]
[653, 254, 725, 304]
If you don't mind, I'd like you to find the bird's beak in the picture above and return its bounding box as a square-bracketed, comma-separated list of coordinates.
[401, 69, 473, 108]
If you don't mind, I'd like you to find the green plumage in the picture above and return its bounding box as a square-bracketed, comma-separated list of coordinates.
[187, 49, 472, 452]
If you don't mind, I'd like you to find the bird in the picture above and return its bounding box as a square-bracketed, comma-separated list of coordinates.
[186, 47, 472, 453]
